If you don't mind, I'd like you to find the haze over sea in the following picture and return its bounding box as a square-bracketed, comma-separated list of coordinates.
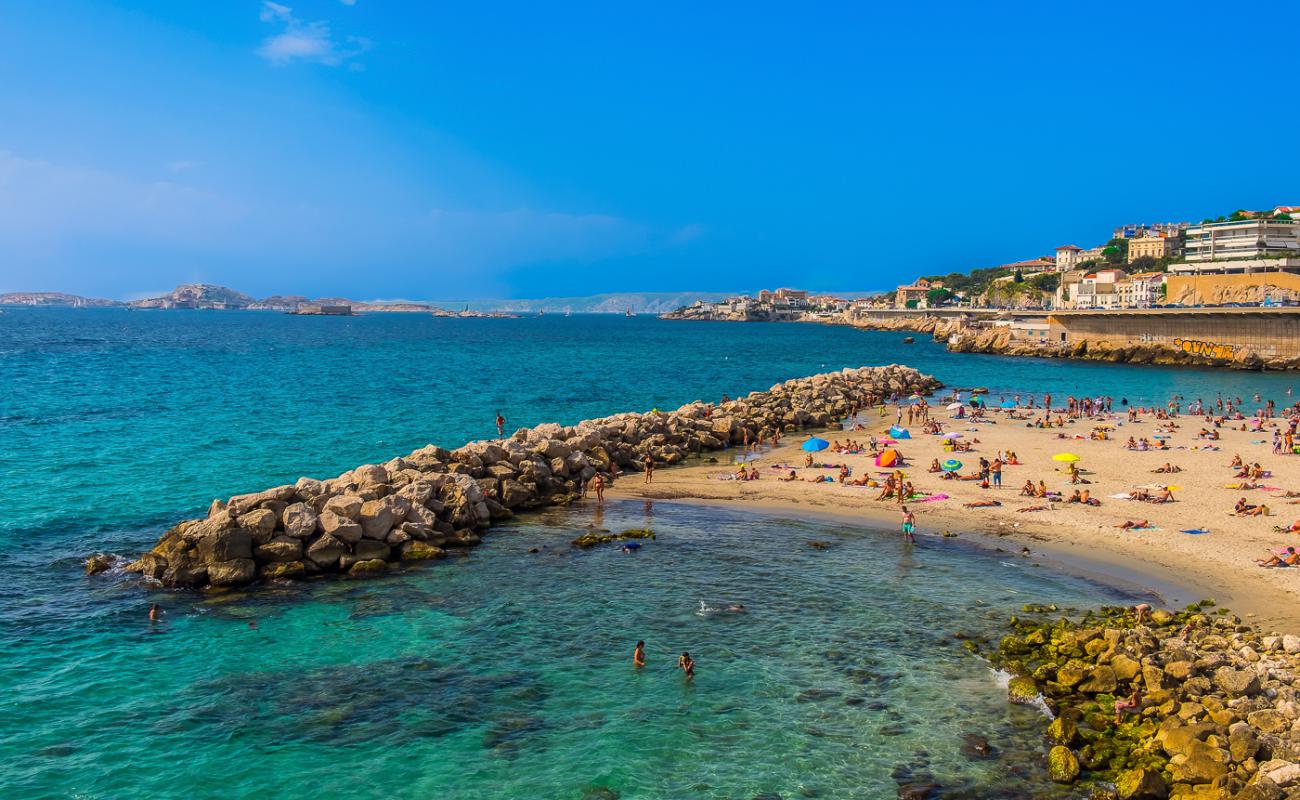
[3, 309, 1297, 799]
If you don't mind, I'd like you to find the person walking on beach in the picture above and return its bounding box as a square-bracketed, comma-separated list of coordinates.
[901, 506, 916, 542]
[591, 473, 605, 504]
[643, 454, 655, 484]
[495, 412, 506, 439]
[678, 652, 695, 680]
[633, 640, 646, 668]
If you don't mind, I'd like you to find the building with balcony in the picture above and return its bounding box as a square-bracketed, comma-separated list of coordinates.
[1179, 217, 1300, 268]
[1115, 273, 1164, 309]
[1055, 245, 1085, 271]
[1072, 269, 1126, 310]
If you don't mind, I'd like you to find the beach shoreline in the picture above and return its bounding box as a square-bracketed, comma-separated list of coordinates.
[607, 401, 1300, 633]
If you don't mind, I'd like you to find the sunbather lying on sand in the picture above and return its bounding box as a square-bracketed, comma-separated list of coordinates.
[963, 499, 1001, 508]
[1257, 547, 1300, 567]
[1116, 519, 1153, 529]
[1017, 505, 1051, 513]
[1152, 463, 1182, 473]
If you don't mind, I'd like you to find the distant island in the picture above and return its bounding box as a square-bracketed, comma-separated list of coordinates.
[0, 284, 759, 316]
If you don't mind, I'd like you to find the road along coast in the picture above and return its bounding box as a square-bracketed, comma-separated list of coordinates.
[115, 365, 939, 589]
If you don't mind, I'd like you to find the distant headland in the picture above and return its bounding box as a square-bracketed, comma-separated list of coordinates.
[0, 284, 768, 316]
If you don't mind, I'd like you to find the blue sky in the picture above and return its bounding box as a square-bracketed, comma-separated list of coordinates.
[2, 1, 1298, 300]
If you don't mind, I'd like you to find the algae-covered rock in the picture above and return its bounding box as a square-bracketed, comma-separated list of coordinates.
[1046, 715, 1078, 746]
[399, 540, 444, 561]
[571, 528, 656, 548]
[1047, 745, 1080, 783]
[1115, 767, 1167, 799]
[1007, 676, 1039, 704]
[347, 558, 388, 577]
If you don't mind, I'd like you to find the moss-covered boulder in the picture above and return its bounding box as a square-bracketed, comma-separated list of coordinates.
[1114, 767, 1167, 799]
[1046, 715, 1078, 746]
[1008, 676, 1039, 704]
[1047, 745, 1080, 783]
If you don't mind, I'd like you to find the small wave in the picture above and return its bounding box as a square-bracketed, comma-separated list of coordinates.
[989, 666, 1054, 719]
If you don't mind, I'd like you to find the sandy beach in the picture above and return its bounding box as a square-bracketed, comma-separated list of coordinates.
[609, 396, 1300, 630]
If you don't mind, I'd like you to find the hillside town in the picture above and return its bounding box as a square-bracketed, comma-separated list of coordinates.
[669, 205, 1300, 319]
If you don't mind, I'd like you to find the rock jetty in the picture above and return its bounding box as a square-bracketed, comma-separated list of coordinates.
[965, 601, 1300, 799]
[124, 365, 940, 590]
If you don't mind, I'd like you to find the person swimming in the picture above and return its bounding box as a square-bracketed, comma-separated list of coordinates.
[633, 640, 646, 668]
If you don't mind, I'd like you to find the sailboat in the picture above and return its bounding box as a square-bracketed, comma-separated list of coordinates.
[625, 306, 635, 317]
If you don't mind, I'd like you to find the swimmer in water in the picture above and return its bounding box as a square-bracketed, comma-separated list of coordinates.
[726, 604, 746, 613]
[148, 603, 160, 622]
[678, 652, 695, 680]
[633, 640, 646, 668]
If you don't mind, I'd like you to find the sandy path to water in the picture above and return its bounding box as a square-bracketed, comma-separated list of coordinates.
[608, 404, 1300, 632]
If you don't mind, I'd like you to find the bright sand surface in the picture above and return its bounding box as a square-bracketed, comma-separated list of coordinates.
[609, 402, 1300, 631]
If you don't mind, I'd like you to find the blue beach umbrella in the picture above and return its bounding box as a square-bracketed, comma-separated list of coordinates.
[1001, 401, 1017, 409]
[942, 459, 962, 471]
[888, 427, 912, 439]
[802, 437, 830, 452]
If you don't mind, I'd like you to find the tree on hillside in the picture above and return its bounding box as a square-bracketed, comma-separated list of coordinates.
[1013, 269, 1025, 283]
[1128, 255, 1159, 273]
[1030, 272, 1059, 293]
[1102, 238, 1128, 265]
[926, 287, 953, 306]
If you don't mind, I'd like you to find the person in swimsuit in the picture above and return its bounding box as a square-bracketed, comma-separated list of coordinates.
[633, 641, 646, 668]
[149, 603, 160, 622]
[901, 506, 916, 542]
[495, 412, 506, 438]
[591, 473, 605, 503]
[643, 454, 655, 484]
[678, 652, 695, 680]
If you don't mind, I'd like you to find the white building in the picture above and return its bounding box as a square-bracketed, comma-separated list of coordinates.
[1054, 245, 1085, 271]
[1179, 217, 1300, 269]
[1115, 272, 1164, 309]
[1073, 269, 1126, 310]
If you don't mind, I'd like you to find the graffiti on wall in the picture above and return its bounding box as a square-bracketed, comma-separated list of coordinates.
[1173, 338, 1235, 359]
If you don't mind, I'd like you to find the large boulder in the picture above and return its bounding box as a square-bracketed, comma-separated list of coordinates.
[237, 508, 278, 544]
[499, 479, 534, 508]
[319, 511, 363, 544]
[305, 533, 345, 569]
[1078, 665, 1118, 694]
[281, 503, 318, 538]
[227, 485, 295, 515]
[358, 500, 395, 540]
[207, 558, 256, 587]
[196, 527, 252, 563]
[1115, 768, 1167, 800]
[323, 495, 364, 521]
[254, 535, 303, 564]
[1213, 667, 1260, 697]
[1047, 745, 1079, 783]
[347, 559, 387, 577]
[352, 464, 389, 486]
[399, 540, 444, 561]
[1167, 740, 1228, 784]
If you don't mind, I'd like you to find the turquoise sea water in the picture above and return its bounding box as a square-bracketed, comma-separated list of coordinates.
[2, 310, 1296, 798]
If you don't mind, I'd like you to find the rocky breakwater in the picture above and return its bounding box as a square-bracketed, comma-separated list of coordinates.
[963, 601, 1300, 799]
[121, 365, 941, 590]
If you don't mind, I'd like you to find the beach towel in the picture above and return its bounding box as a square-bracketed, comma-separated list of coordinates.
[1180, 528, 1211, 535]
[915, 493, 950, 503]
[1109, 493, 1132, 499]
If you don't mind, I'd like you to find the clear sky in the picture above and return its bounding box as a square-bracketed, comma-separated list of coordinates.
[2, 1, 1297, 301]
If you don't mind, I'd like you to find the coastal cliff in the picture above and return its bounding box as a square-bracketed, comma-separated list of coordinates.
[123, 365, 940, 590]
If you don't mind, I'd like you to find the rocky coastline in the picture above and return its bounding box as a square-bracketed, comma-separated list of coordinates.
[117, 365, 940, 590]
[842, 315, 1300, 371]
[962, 602, 1300, 799]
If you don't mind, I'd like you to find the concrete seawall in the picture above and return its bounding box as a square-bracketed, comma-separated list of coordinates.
[119, 365, 941, 590]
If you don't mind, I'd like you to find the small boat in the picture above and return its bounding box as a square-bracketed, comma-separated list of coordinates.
[625, 306, 635, 317]
[902, 336, 915, 344]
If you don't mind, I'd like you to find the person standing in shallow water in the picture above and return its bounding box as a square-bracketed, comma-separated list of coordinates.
[148, 603, 160, 622]
[678, 652, 695, 680]
[633, 641, 646, 668]
[495, 412, 505, 439]
[901, 506, 916, 542]
[643, 454, 655, 484]
[591, 472, 605, 504]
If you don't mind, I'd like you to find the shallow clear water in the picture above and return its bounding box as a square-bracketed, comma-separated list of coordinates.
[1, 310, 1292, 798]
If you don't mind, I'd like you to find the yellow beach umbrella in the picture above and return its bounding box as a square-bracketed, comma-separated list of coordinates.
[1052, 453, 1080, 463]
[1166, 485, 1182, 491]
